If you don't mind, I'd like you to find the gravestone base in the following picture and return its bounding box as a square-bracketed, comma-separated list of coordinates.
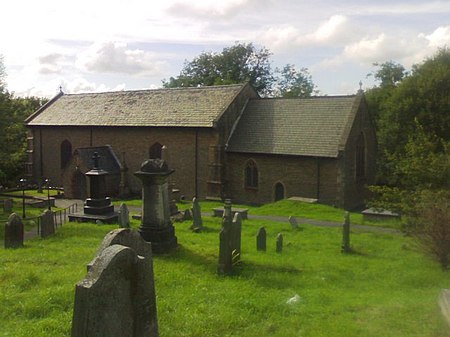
[68, 212, 118, 224]
[139, 224, 177, 254]
[69, 197, 118, 223]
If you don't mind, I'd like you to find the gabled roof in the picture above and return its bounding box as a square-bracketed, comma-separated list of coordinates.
[226, 95, 362, 158]
[72, 145, 122, 174]
[25, 84, 247, 128]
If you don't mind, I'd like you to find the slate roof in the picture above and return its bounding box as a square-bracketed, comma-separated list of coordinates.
[226, 95, 360, 158]
[25, 84, 246, 128]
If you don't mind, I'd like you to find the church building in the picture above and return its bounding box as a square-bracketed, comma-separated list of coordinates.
[24, 83, 376, 209]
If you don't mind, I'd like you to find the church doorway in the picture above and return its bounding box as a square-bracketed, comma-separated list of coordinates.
[274, 182, 285, 201]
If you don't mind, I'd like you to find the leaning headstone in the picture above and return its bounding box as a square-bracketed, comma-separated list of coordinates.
[3, 198, 13, 213]
[276, 233, 283, 253]
[289, 216, 299, 229]
[40, 209, 55, 238]
[4, 213, 24, 249]
[73, 229, 158, 337]
[191, 197, 203, 231]
[256, 227, 267, 252]
[118, 203, 130, 228]
[341, 212, 351, 253]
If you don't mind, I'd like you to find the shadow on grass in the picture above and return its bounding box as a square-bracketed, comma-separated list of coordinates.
[156, 244, 217, 271]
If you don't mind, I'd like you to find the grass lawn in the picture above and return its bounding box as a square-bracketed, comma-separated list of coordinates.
[0, 212, 449, 336]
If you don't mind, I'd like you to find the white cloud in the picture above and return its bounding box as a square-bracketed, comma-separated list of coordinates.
[261, 15, 352, 52]
[166, 0, 263, 20]
[424, 26, 450, 47]
[77, 42, 168, 76]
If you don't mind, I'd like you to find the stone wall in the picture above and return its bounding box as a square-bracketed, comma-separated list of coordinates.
[340, 96, 377, 209]
[225, 153, 339, 206]
[28, 126, 218, 200]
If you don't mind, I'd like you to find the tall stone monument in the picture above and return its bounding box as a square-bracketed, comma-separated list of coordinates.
[134, 159, 177, 254]
[69, 152, 118, 223]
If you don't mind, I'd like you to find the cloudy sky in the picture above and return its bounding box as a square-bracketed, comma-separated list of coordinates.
[1, 0, 450, 98]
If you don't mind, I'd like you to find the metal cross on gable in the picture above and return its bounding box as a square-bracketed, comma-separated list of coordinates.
[92, 152, 100, 169]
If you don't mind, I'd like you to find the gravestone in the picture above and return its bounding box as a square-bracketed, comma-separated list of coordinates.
[68, 152, 118, 223]
[3, 198, 13, 213]
[40, 209, 55, 238]
[276, 233, 283, 253]
[183, 209, 192, 221]
[341, 212, 351, 253]
[4, 213, 24, 249]
[289, 216, 299, 229]
[118, 203, 130, 228]
[134, 159, 177, 253]
[231, 213, 242, 264]
[73, 228, 158, 337]
[191, 197, 203, 231]
[218, 200, 242, 275]
[256, 227, 267, 252]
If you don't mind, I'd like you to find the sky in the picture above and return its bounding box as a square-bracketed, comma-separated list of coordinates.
[1, 0, 450, 98]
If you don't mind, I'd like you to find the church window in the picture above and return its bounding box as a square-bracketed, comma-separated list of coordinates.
[60, 140, 72, 169]
[355, 133, 366, 179]
[245, 159, 258, 189]
[149, 142, 163, 159]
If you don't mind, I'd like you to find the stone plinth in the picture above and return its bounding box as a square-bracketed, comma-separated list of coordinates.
[134, 159, 177, 253]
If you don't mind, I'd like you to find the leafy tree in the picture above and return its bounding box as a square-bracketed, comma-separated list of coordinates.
[366, 49, 450, 185]
[274, 64, 316, 98]
[163, 42, 274, 96]
[0, 56, 46, 186]
[163, 42, 316, 98]
[368, 61, 406, 88]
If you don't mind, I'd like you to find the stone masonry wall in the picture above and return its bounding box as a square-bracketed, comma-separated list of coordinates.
[225, 153, 339, 206]
[29, 126, 218, 200]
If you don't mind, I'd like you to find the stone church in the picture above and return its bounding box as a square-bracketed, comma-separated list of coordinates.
[24, 83, 376, 209]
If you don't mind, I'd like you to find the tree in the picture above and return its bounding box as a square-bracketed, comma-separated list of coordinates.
[368, 61, 406, 88]
[0, 56, 46, 186]
[163, 42, 274, 96]
[274, 64, 316, 98]
[163, 42, 316, 98]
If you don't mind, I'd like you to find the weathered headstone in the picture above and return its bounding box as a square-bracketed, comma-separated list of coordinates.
[231, 212, 242, 264]
[183, 208, 192, 221]
[4, 213, 24, 249]
[276, 233, 283, 253]
[218, 201, 242, 275]
[256, 227, 267, 252]
[40, 209, 55, 238]
[191, 197, 203, 231]
[341, 212, 351, 253]
[134, 159, 177, 253]
[439, 289, 450, 328]
[73, 228, 158, 337]
[3, 198, 13, 213]
[118, 203, 130, 228]
[289, 216, 299, 229]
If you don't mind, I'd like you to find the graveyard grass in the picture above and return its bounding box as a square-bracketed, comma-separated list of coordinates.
[1, 211, 450, 336]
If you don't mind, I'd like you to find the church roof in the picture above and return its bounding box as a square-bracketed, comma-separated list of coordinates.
[226, 95, 362, 158]
[25, 84, 246, 128]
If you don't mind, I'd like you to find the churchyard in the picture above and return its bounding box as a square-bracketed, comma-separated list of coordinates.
[1, 198, 449, 336]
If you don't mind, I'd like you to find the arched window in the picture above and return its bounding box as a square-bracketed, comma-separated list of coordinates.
[245, 159, 258, 189]
[60, 140, 72, 169]
[274, 182, 285, 201]
[149, 142, 163, 159]
[355, 133, 366, 179]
